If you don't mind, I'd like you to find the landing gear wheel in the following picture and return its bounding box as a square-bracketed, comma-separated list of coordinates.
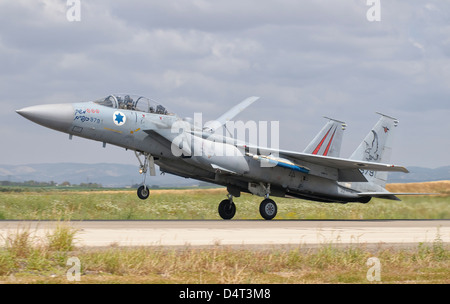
[218, 199, 236, 220]
[137, 185, 150, 200]
[259, 199, 277, 220]
[358, 196, 372, 204]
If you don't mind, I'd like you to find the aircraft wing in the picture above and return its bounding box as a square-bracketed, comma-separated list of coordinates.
[253, 146, 408, 172]
[284, 151, 409, 173]
[203, 96, 259, 133]
[242, 145, 408, 182]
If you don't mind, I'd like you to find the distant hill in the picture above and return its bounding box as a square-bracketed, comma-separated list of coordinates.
[387, 166, 450, 183]
[0, 163, 198, 188]
[0, 163, 449, 187]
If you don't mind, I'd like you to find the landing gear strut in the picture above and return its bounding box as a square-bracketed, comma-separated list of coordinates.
[218, 194, 236, 220]
[135, 151, 155, 200]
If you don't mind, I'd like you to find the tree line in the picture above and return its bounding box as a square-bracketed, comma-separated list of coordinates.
[0, 180, 102, 188]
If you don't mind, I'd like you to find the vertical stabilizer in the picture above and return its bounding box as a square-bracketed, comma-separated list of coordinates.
[304, 117, 346, 157]
[350, 113, 399, 188]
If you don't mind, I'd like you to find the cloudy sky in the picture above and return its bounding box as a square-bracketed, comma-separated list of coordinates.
[1, 0, 449, 169]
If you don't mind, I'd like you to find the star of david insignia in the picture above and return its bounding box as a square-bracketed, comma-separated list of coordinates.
[113, 111, 126, 126]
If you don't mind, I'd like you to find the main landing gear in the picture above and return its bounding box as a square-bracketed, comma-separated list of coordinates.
[218, 186, 278, 220]
[259, 198, 277, 220]
[218, 194, 236, 220]
[135, 151, 155, 200]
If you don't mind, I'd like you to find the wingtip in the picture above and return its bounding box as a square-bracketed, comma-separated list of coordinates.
[388, 164, 409, 173]
[248, 96, 260, 101]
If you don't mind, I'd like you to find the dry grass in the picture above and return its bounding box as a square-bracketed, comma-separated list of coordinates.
[1, 244, 448, 284]
[0, 224, 448, 284]
[386, 180, 450, 195]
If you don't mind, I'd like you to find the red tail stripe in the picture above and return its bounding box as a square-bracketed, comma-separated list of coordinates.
[312, 127, 332, 155]
[323, 129, 336, 156]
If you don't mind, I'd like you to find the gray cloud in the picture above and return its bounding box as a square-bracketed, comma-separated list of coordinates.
[1, 0, 449, 168]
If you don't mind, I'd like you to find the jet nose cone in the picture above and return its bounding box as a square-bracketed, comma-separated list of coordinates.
[16, 103, 74, 132]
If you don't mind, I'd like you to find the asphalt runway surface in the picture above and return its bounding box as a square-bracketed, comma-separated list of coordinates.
[0, 220, 448, 250]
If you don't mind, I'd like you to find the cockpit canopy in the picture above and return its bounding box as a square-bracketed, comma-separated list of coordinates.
[94, 94, 173, 115]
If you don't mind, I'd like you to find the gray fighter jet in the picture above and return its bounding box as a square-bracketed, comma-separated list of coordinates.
[17, 94, 412, 220]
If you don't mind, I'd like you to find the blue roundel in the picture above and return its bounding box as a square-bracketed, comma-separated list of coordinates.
[113, 111, 126, 126]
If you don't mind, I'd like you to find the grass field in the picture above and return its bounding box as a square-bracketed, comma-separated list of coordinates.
[0, 181, 449, 284]
[0, 181, 449, 220]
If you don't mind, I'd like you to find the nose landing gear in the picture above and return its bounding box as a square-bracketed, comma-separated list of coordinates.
[137, 185, 150, 200]
[134, 151, 155, 200]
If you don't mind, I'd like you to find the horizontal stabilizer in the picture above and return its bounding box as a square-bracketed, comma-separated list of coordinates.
[357, 192, 400, 201]
[357, 192, 439, 201]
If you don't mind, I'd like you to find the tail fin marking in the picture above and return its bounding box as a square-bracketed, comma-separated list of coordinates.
[304, 117, 346, 158]
[350, 113, 399, 188]
[323, 128, 337, 156]
[312, 126, 332, 155]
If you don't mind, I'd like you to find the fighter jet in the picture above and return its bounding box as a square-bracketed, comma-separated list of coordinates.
[17, 94, 412, 220]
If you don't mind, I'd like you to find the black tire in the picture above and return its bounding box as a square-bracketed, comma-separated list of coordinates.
[259, 199, 277, 220]
[218, 199, 236, 220]
[137, 185, 150, 200]
[358, 196, 372, 204]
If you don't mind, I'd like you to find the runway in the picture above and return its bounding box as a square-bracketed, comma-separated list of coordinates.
[1, 220, 448, 249]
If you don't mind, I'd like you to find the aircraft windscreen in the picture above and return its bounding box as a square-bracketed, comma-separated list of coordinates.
[93, 94, 173, 115]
